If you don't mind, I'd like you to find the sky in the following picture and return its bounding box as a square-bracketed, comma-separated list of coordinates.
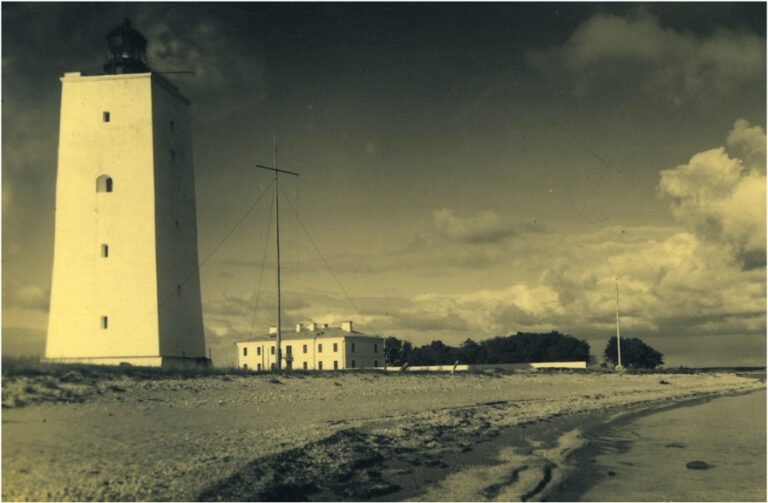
[3, 2, 766, 367]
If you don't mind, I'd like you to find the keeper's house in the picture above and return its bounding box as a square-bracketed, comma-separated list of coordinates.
[236, 321, 383, 371]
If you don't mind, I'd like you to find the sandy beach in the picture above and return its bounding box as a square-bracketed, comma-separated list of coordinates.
[2, 370, 764, 501]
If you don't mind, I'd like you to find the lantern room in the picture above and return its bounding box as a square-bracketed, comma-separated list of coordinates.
[103, 19, 149, 75]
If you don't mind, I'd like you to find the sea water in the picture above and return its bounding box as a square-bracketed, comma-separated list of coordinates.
[578, 389, 766, 501]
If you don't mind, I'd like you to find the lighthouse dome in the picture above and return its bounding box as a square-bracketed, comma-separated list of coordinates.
[103, 19, 149, 75]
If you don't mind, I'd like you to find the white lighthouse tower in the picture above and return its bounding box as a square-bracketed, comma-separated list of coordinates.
[45, 20, 207, 366]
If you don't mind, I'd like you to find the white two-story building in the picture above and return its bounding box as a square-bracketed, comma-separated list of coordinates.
[236, 321, 383, 371]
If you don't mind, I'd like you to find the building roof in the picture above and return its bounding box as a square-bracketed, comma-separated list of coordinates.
[236, 327, 380, 344]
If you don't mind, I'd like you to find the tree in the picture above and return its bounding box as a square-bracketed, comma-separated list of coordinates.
[384, 336, 403, 366]
[480, 332, 589, 363]
[603, 336, 664, 369]
[410, 340, 455, 365]
[384, 336, 413, 366]
[457, 338, 485, 364]
[383, 332, 590, 367]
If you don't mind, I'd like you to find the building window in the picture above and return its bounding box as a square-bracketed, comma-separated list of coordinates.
[101, 244, 109, 258]
[303, 344, 307, 354]
[318, 343, 323, 353]
[351, 343, 355, 353]
[333, 343, 338, 353]
[303, 362, 308, 370]
[257, 346, 261, 356]
[374, 343, 378, 353]
[243, 347, 248, 356]
[271, 346, 275, 355]
[271, 363, 275, 370]
[257, 363, 262, 371]
[374, 360, 378, 367]
[170, 120, 174, 132]
[103, 111, 110, 122]
[243, 363, 248, 370]
[318, 362, 323, 370]
[286, 345, 292, 356]
[351, 360, 356, 368]
[100, 316, 108, 329]
[96, 175, 113, 193]
[333, 361, 338, 370]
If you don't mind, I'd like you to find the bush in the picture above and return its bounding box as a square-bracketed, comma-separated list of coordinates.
[603, 336, 664, 369]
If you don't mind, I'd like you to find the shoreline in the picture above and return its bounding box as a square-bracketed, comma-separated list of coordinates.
[195, 386, 765, 502]
[396, 388, 764, 502]
[545, 386, 766, 502]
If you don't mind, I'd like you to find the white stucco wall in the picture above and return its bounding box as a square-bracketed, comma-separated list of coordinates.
[236, 334, 383, 370]
[46, 72, 206, 365]
[151, 76, 206, 359]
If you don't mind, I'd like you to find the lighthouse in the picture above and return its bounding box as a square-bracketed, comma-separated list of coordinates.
[45, 20, 208, 366]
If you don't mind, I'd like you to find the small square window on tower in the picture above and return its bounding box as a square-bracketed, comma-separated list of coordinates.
[103, 111, 110, 122]
[101, 244, 109, 257]
[101, 316, 108, 329]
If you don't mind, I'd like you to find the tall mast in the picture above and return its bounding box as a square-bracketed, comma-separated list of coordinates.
[274, 134, 282, 371]
[615, 278, 623, 369]
[255, 139, 299, 371]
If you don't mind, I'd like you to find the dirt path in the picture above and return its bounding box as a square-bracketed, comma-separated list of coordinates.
[3, 372, 763, 501]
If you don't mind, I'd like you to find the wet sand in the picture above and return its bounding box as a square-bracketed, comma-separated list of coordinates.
[2, 370, 764, 501]
[550, 388, 766, 502]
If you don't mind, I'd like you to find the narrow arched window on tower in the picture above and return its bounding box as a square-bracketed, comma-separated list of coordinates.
[101, 244, 109, 257]
[101, 316, 109, 329]
[96, 175, 113, 193]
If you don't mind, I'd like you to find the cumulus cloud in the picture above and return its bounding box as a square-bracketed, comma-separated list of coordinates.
[658, 120, 766, 269]
[373, 225, 764, 349]
[727, 118, 766, 172]
[531, 12, 765, 104]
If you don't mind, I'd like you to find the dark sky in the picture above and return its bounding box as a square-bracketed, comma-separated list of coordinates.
[3, 3, 766, 366]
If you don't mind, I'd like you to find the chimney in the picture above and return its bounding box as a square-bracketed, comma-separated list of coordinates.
[341, 321, 353, 333]
[296, 323, 304, 333]
[269, 326, 277, 335]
